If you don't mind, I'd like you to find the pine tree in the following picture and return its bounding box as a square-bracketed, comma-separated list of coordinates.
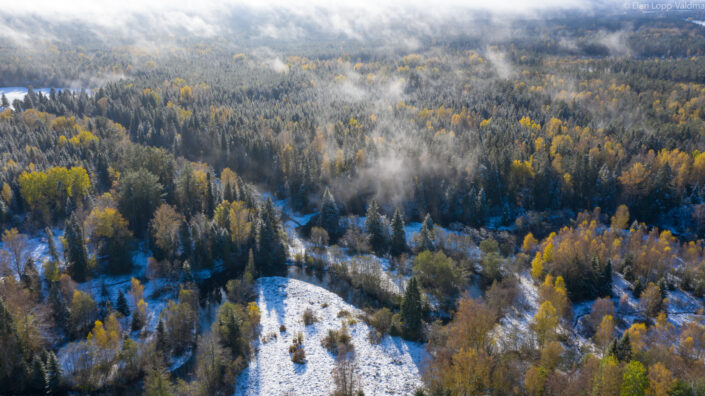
[591, 256, 613, 298]
[365, 200, 387, 255]
[602, 260, 613, 297]
[256, 198, 287, 275]
[116, 290, 130, 317]
[132, 305, 146, 331]
[205, 172, 215, 217]
[65, 214, 89, 282]
[633, 279, 644, 299]
[245, 249, 256, 282]
[44, 351, 61, 395]
[156, 319, 168, 353]
[400, 277, 423, 341]
[28, 355, 46, 393]
[415, 214, 435, 252]
[613, 333, 633, 362]
[319, 188, 339, 238]
[179, 222, 192, 260]
[390, 208, 407, 257]
[45, 227, 59, 263]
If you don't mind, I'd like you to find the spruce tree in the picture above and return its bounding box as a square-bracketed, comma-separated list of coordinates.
[156, 319, 168, 353]
[256, 198, 287, 275]
[365, 200, 387, 255]
[319, 188, 339, 238]
[117, 290, 130, 317]
[44, 351, 61, 395]
[179, 222, 192, 260]
[601, 260, 613, 297]
[29, 355, 46, 393]
[400, 277, 423, 341]
[245, 248, 256, 282]
[65, 214, 89, 282]
[415, 214, 435, 252]
[390, 208, 407, 257]
[205, 172, 215, 217]
[132, 306, 146, 331]
[45, 227, 59, 263]
[614, 333, 633, 362]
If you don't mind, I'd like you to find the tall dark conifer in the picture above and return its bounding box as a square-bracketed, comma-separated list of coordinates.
[44, 351, 61, 395]
[117, 290, 130, 317]
[401, 277, 423, 341]
[256, 198, 287, 275]
[65, 214, 89, 282]
[319, 188, 339, 238]
[365, 200, 387, 255]
[415, 214, 435, 252]
[390, 208, 407, 257]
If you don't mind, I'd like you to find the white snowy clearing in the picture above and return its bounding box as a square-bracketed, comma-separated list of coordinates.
[235, 277, 426, 396]
[0, 87, 85, 105]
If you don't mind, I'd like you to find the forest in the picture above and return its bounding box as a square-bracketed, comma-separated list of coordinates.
[2, 2, 705, 395]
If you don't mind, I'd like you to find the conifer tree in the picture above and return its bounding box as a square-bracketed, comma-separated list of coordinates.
[156, 319, 168, 353]
[256, 198, 287, 275]
[415, 214, 435, 252]
[608, 333, 632, 362]
[116, 290, 130, 317]
[206, 172, 215, 217]
[29, 355, 46, 393]
[400, 277, 423, 341]
[390, 208, 407, 257]
[365, 200, 387, 255]
[179, 222, 192, 260]
[65, 214, 89, 282]
[319, 188, 339, 238]
[44, 351, 61, 395]
[45, 227, 59, 263]
[245, 248, 256, 282]
[601, 260, 613, 297]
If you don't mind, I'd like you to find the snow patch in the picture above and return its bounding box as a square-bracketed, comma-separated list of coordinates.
[235, 277, 426, 396]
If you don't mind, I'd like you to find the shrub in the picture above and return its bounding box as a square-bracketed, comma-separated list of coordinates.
[368, 307, 393, 343]
[486, 276, 520, 317]
[322, 325, 354, 357]
[292, 348, 306, 364]
[412, 250, 461, 298]
[279, 324, 286, 333]
[390, 313, 403, 337]
[303, 308, 318, 325]
[290, 332, 306, 363]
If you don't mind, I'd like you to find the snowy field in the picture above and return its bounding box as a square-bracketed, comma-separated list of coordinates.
[235, 277, 426, 396]
[0, 87, 84, 105]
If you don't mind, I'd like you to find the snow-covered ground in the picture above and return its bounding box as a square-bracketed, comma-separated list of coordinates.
[492, 272, 540, 351]
[0, 227, 64, 280]
[235, 277, 426, 396]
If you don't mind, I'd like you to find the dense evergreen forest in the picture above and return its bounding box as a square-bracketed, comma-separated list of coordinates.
[3, 4, 705, 395]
